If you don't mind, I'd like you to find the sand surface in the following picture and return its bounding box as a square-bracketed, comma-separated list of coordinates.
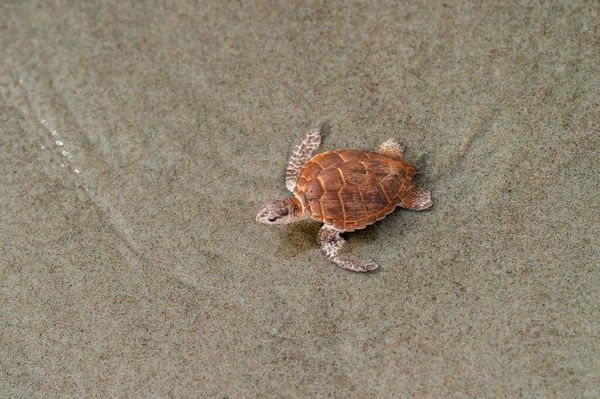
[1, 1, 599, 397]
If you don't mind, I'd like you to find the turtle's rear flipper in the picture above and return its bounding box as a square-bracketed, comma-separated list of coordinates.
[400, 184, 432, 210]
[376, 138, 404, 160]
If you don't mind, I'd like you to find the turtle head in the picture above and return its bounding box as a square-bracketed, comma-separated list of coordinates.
[256, 196, 302, 225]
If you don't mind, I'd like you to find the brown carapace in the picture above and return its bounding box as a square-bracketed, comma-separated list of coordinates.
[256, 128, 432, 272]
[295, 149, 423, 232]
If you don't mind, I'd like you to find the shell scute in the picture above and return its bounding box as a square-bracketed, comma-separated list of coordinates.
[361, 181, 389, 214]
[321, 191, 344, 220]
[323, 216, 334, 225]
[344, 220, 360, 230]
[309, 198, 323, 218]
[296, 176, 308, 189]
[301, 161, 323, 180]
[339, 161, 367, 185]
[339, 184, 366, 220]
[365, 214, 377, 225]
[404, 166, 416, 180]
[336, 149, 369, 162]
[318, 167, 345, 191]
[363, 160, 390, 181]
[303, 179, 325, 200]
[315, 151, 344, 169]
[380, 174, 404, 200]
[375, 209, 389, 220]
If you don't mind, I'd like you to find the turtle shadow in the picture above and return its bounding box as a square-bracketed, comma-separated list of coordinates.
[340, 225, 379, 254]
[276, 220, 321, 259]
[319, 121, 332, 140]
[275, 220, 379, 260]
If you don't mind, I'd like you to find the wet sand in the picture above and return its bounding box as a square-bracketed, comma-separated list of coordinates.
[1, 1, 599, 397]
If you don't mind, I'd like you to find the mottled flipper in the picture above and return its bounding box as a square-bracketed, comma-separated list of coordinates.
[400, 184, 432, 210]
[317, 225, 379, 272]
[285, 129, 322, 191]
[376, 138, 404, 160]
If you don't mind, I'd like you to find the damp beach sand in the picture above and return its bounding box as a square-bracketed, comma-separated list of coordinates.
[1, 2, 599, 397]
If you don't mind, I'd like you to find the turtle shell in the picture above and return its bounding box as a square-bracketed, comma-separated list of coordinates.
[294, 149, 416, 232]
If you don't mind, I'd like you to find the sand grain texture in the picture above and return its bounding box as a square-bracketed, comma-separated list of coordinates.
[1, 1, 599, 397]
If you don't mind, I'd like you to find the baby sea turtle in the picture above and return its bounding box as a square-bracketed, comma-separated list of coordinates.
[256, 129, 432, 272]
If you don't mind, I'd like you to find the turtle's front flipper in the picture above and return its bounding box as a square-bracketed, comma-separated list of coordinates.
[317, 225, 379, 272]
[285, 129, 321, 191]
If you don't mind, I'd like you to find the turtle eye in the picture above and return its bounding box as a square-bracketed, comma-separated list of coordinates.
[268, 217, 277, 222]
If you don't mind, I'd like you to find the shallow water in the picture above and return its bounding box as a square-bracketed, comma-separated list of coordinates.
[1, 1, 599, 397]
